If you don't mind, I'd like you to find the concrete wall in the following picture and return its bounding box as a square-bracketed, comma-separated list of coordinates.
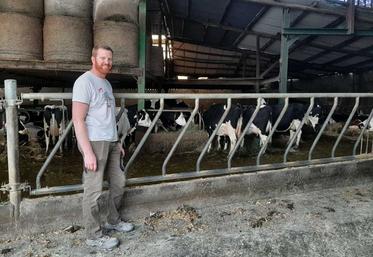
[1, 157, 373, 238]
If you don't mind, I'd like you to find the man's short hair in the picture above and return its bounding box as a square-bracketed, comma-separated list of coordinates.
[92, 45, 113, 57]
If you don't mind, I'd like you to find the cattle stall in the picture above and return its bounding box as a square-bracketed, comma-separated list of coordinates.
[2, 81, 373, 213]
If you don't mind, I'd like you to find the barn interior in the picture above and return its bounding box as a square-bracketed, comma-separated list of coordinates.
[0, 0, 372, 95]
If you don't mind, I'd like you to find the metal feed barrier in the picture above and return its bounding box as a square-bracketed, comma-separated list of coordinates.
[3, 80, 373, 205]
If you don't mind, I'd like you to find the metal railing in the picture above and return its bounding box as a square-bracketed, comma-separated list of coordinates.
[11, 91, 373, 196]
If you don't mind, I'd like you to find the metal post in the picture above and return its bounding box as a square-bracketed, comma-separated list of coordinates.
[138, 0, 147, 110]
[279, 8, 290, 94]
[4, 79, 21, 222]
[255, 36, 261, 93]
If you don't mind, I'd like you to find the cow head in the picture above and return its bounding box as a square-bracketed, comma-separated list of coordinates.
[137, 109, 152, 127]
[175, 112, 187, 127]
[307, 104, 322, 130]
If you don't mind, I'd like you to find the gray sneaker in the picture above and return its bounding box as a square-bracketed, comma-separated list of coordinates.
[104, 221, 134, 232]
[86, 235, 119, 250]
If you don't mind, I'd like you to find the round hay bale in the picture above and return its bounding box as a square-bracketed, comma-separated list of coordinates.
[0, 13, 42, 60]
[0, 0, 43, 18]
[93, 0, 139, 24]
[43, 16, 92, 62]
[94, 21, 138, 66]
[44, 0, 92, 18]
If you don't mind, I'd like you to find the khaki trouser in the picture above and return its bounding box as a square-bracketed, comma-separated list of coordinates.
[81, 141, 125, 239]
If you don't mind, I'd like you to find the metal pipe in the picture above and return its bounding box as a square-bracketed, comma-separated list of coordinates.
[308, 97, 338, 160]
[284, 97, 314, 163]
[137, 0, 146, 109]
[353, 108, 373, 156]
[21, 92, 373, 101]
[4, 79, 21, 221]
[332, 97, 360, 158]
[228, 98, 262, 169]
[124, 99, 165, 173]
[30, 155, 369, 196]
[162, 99, 199, 175]
[36, 120, 73, 189]
[257, 98, 289, 166]
[196, 99, 232, 172]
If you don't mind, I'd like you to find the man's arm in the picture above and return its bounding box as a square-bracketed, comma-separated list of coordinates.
[72, 101, 97, 172]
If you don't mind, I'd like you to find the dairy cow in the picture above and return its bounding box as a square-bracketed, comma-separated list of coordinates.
[43, 105, 68, 153]
[240, 104, 272, 149]
[271, 103, 322, 149]
[202, 103, 242, 153]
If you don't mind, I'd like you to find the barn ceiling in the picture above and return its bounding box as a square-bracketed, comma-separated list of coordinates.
[155, 0, 373, 79]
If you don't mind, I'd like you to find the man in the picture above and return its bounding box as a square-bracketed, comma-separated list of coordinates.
[72, 45, 133, 250]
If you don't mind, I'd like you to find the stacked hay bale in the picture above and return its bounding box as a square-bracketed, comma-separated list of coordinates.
[93, 0, 139, 66]
[0, 0, 43, 60]
[43, 0, 92, 62]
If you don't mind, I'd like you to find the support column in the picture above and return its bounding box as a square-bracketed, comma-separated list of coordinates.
[255, 36, 261, 93]
[279, 8, 290, 94]
[138, 0, 147, 109]
[4, 79, 21, 222]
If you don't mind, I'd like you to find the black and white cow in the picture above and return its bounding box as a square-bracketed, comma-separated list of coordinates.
[240, 103, 272, 149]
[146, 99, 188, 132]
[202, 103, 242, 153]
[271, 102, 322, 149]
[43, 105, 68, 153]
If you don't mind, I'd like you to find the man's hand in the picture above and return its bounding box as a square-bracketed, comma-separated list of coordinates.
[119, 144, 125, 157]
[84, 151, 97, 172]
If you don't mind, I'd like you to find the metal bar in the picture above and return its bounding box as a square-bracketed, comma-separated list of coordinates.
[228, 98, 262, 169]
[261, 60, 279, 78]
[256, 36, 261, 92]
[162, 98, 199, 175]
[353, 107, 373, 155]
[284, 97, 315, 163]
[30, 155, 372, 196]
[309, 97, 338, 160]
[283, 28, 373, 36]
[279, 8, 290, 94]
[4, 79, 21, 221]
[36, 120, 73, 189]
[196, 98, 232, 172]
[332, 97, 360, 158]
[21, 92, 373, 101]
[138, 0, 146, 110]
[347, 0, 356, 34]
[124, 99, 165, 173]
[257, 98, 289, 166]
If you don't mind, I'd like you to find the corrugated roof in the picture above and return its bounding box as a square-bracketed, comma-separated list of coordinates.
[158, 0, 373, 78]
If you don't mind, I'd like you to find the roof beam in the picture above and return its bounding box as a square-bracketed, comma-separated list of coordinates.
[233, 6, 270, 46]
[323, 44, 373, 66]
[171, 14, 277, 39]
[239, 0, 373, 23]
[304, 36, 361, 62]
[172, 47, 240, 59]
[345, 58, 373, 71]
[288, 16, 345, 54]
[259, 7, 312, 52]
[219, 0, 232, 24]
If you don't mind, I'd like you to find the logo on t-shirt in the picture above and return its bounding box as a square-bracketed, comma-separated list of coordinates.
[98, 88, 104, 93]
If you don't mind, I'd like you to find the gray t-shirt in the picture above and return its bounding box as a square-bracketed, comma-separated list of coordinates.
[72, 71, 118, 142]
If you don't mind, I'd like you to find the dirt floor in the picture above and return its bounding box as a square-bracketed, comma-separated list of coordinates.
[1, 182, 373, 257]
